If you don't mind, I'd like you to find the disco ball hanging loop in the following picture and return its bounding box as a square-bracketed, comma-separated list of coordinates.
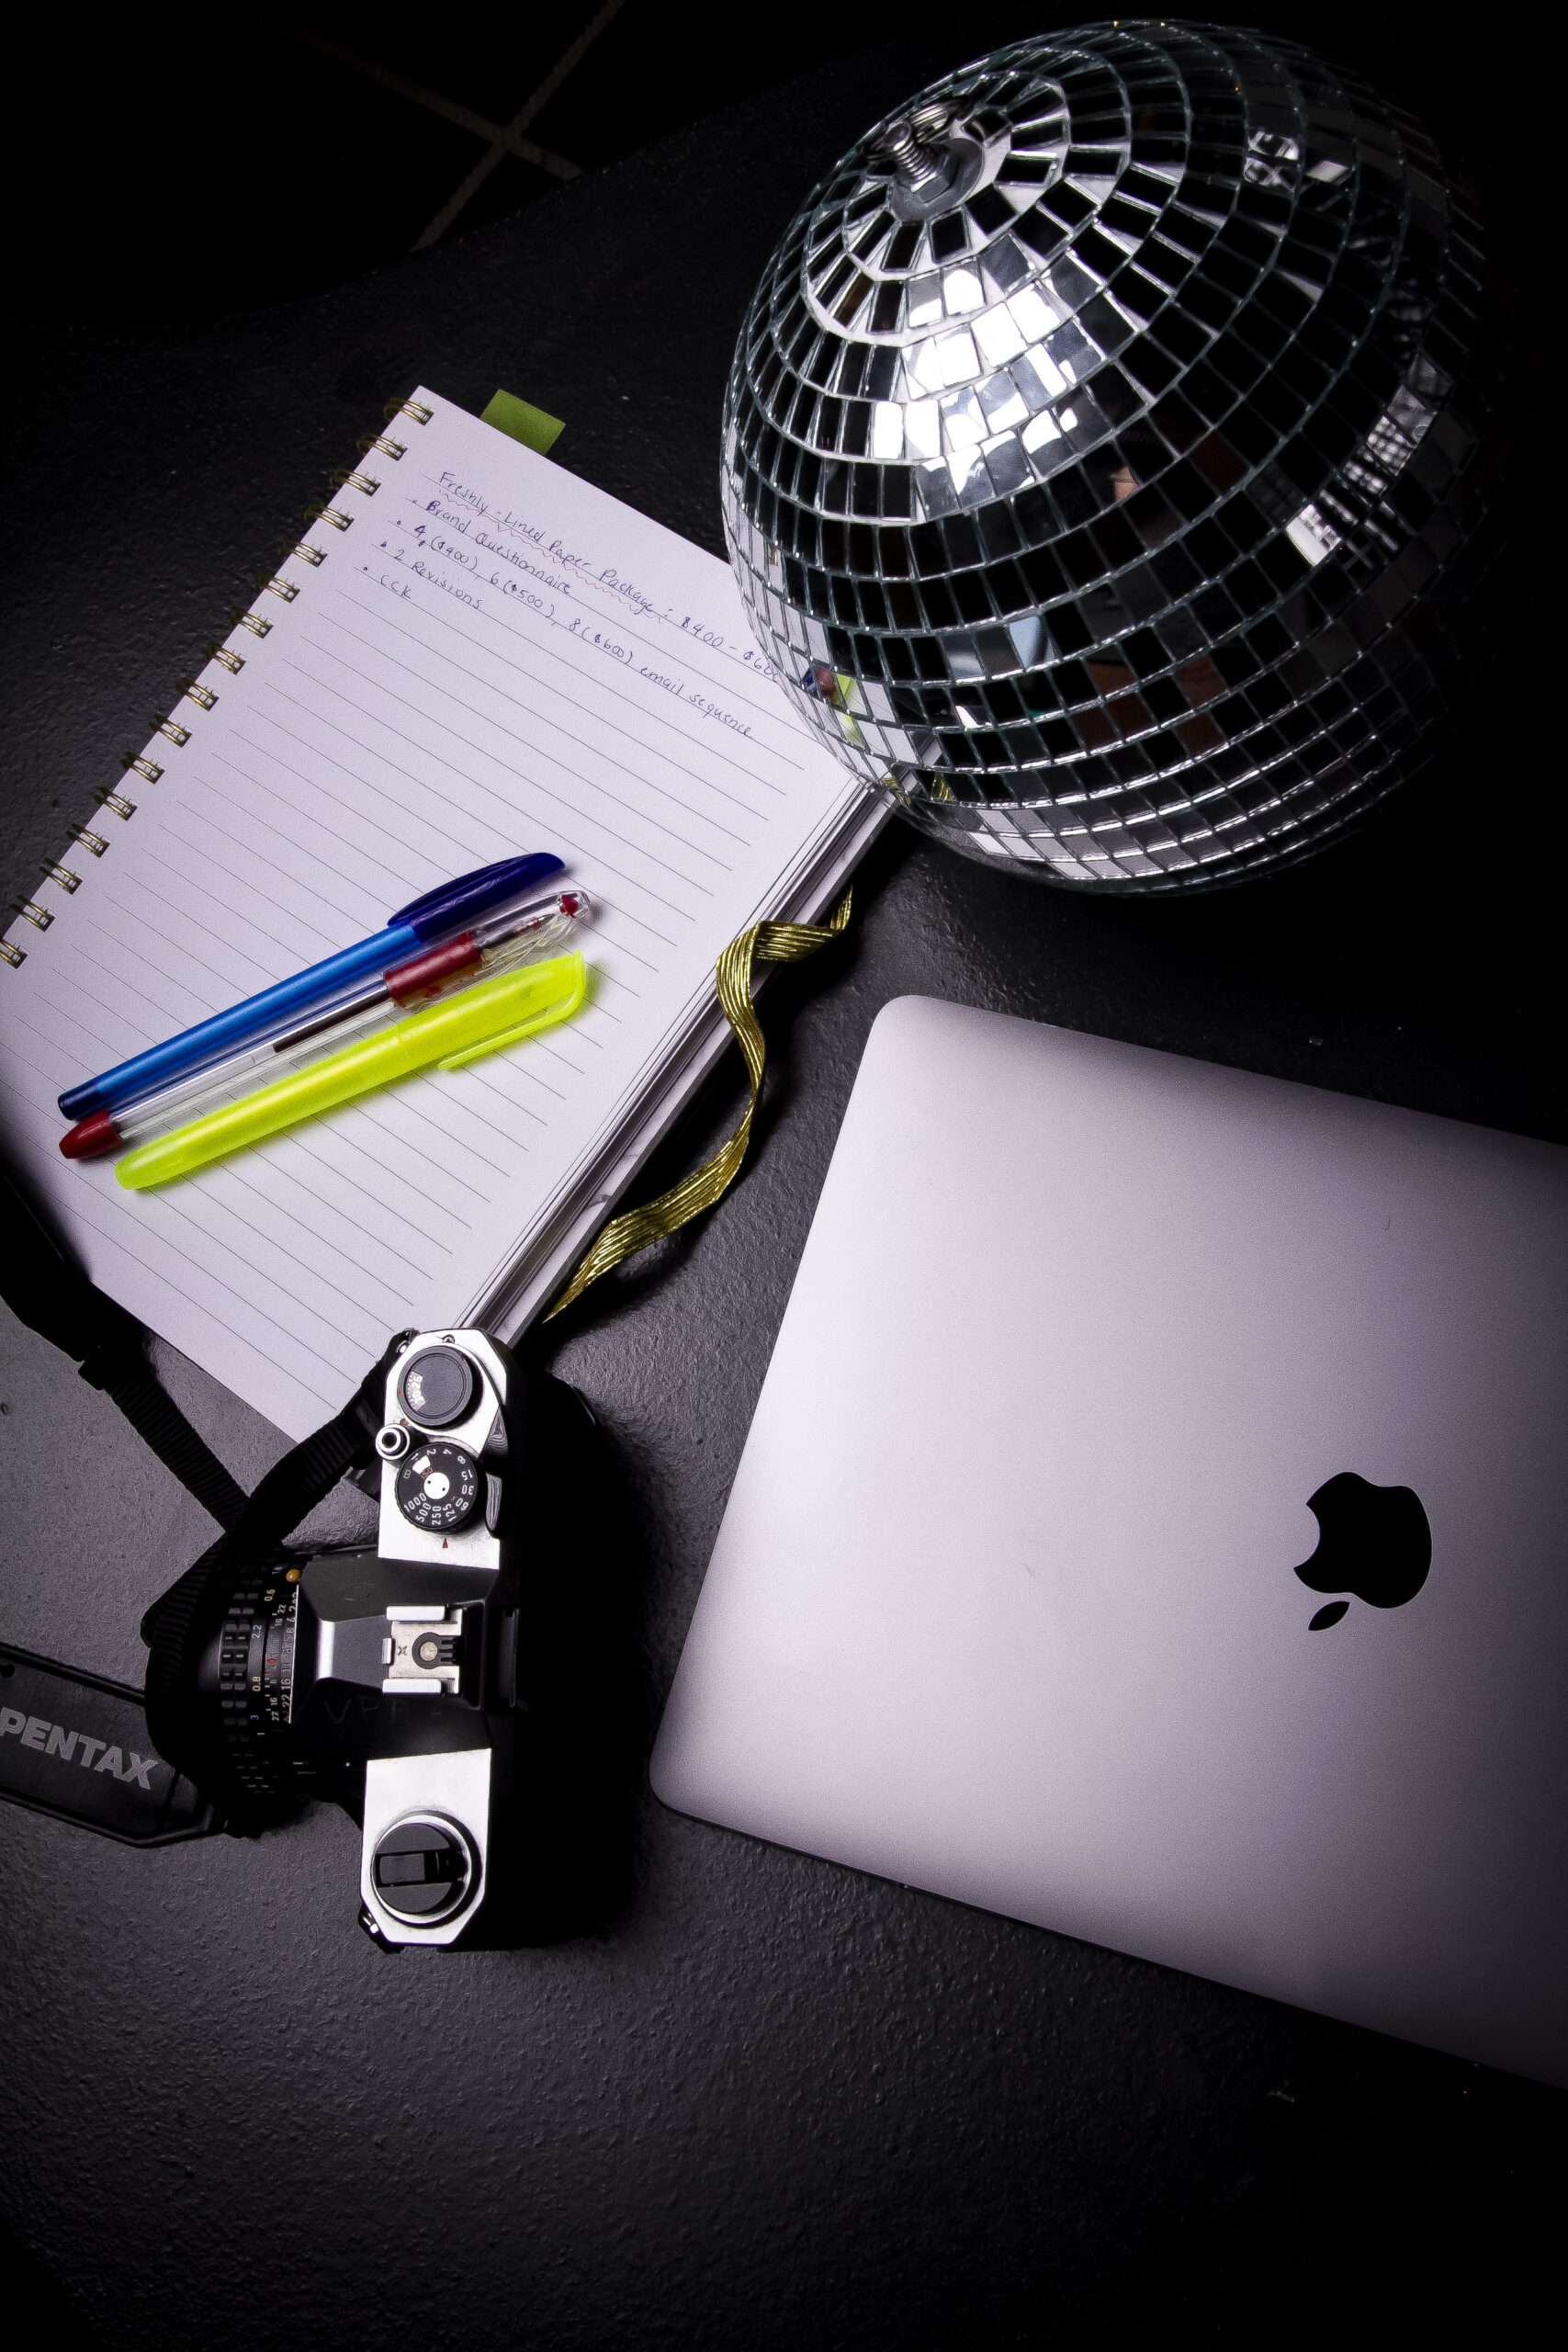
[721, 22, 1499, 890]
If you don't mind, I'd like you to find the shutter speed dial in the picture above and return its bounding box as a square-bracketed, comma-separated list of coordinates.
[394, 1441, 481, 1532]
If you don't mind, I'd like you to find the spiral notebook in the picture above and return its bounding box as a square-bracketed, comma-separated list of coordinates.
[0, 389, 883, 1440]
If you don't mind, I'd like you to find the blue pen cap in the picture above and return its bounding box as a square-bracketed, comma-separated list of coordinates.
[391, 854, 564, 940]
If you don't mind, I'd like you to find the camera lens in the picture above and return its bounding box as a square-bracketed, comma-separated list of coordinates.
[371, 1815, 476, 1925]
[396, 1347, 477, 1429]
[141, 1548, 325, 1821]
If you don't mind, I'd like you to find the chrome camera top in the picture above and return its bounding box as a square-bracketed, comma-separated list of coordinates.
[375, 1331, 513, 1571]
[353, 1329, 517, 1947]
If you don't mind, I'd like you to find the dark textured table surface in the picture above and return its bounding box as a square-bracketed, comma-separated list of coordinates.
[0, 19, 1557, 2347]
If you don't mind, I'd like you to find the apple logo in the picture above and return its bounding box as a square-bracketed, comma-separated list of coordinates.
[1293, 1472, 1431, 1631]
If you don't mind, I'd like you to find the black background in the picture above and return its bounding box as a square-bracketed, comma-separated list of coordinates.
[0, 11, 1558, 2345]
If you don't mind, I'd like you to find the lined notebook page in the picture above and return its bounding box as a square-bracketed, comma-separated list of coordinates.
[0, 390, 869, 1439]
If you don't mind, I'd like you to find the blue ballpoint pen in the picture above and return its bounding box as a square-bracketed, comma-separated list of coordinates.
[58, 853, 564, 1122]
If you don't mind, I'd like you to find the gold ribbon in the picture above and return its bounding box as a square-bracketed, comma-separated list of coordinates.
[544, 890, 852, 1318]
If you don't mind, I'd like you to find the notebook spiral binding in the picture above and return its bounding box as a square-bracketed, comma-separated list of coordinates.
[4, 395, 427, 971]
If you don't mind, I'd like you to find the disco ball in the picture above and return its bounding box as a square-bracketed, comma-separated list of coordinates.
[720, 21, 1500, 889]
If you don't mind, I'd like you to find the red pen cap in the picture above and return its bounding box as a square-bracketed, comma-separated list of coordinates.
[60, 1110, 121, 1160]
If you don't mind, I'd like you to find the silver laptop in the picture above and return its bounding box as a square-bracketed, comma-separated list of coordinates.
[652, 997, 1568, 2086]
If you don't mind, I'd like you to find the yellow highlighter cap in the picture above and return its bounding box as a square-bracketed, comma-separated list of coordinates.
[439, 955, 587, 1069]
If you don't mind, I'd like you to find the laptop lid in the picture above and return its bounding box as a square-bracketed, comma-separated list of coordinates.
[651, 998, 1568, 2086]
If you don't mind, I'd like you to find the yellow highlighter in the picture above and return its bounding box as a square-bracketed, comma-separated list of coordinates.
[116, 952, 586, 1191]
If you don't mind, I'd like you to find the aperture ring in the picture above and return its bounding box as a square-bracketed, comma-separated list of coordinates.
[216, 1569, 306, 1798]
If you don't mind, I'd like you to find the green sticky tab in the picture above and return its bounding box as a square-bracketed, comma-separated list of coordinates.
[480, 390, 565, 456]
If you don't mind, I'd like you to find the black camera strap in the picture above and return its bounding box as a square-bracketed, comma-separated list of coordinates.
[219, 1335, 406, 1554]
[0, 1158, 248, 1532]
[0, 1643, 220, 1845]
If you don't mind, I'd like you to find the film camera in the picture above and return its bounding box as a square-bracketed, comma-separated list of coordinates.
[140, 1328, 620, 1949]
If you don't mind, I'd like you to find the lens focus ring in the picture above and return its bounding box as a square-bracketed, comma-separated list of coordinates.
[215, 1569, 306, 1798]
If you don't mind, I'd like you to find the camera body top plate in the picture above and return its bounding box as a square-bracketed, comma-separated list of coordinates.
[377, 1329, 513, 1572]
